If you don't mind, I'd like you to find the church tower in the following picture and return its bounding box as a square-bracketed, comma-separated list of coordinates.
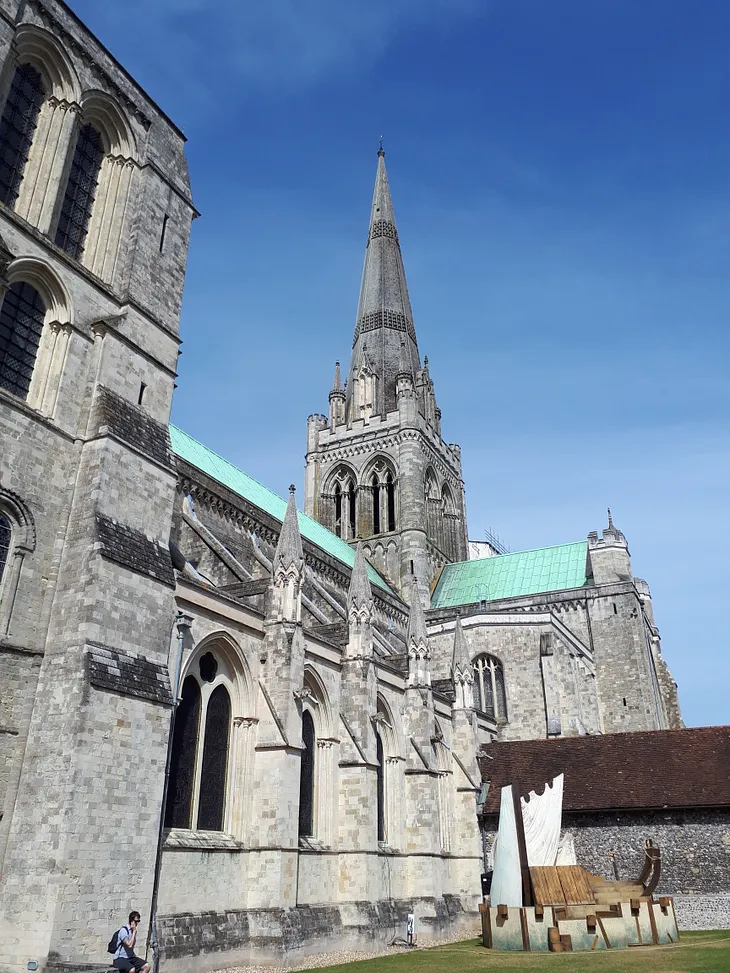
[304, 149, 468, 600]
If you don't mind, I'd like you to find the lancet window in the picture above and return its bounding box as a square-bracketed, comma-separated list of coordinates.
[0, 281, 46, 400]
[376, 730, 385, 843]
[442, 484, 459, 561]
[0, 514, 11, 587]
[425, 469, 442, 548]
[55, 123, 105, 260]
[164, 649, 233, 832]
[473, 654, 507, 721]
[0, 63, 45, 209]
[298, 709, 315, 838]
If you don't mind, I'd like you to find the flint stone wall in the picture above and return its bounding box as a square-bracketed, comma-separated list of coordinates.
[481, 807, 730, 930]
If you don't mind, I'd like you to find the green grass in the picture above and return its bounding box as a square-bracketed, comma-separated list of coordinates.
[299, 931, 730, 973]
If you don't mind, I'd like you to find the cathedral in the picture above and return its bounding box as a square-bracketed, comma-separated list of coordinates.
[0, 4, 685, 973]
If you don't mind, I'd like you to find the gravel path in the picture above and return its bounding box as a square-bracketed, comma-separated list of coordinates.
[215, 929, 478, 973]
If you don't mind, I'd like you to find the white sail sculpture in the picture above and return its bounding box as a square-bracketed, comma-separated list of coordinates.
[521, 773, 564, 867]
[489, 785, 523, 907]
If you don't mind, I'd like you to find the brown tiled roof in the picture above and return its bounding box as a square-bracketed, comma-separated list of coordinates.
[478, 727, 730, 814]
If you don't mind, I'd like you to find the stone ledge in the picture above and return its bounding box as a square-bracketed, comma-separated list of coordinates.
[163, 828, 245, 851]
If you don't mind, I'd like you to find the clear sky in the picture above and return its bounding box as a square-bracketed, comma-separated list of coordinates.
[72, 0, 729, 728]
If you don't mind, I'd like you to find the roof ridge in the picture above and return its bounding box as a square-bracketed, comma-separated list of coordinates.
[448, 538, 587, 568]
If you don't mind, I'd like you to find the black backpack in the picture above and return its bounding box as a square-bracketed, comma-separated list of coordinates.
[107, 929, 122, 955]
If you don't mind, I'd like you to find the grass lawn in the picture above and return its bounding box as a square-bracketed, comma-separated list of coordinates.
[299, 931, 730, 973]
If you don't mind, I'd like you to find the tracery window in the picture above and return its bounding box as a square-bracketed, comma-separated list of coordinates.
[164, 654, 232, 832]
[298, 709, 315, 838]
[0, 514, 11, 587]
[55, 123, 105, 260]
[473, 655, 507, 721]
[327, 467, 357, 540]
[0, 63, 45, 209]
[0, 281, 46, 400]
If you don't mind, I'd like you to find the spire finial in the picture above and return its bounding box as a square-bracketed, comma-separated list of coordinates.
[378, 134, 384, 157]
[607, 507, 614, 529]
[273, 484, 303, 573]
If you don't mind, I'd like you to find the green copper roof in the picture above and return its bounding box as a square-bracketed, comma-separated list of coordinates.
[431, 541, 590, 608]
[169, 425, 391, 593]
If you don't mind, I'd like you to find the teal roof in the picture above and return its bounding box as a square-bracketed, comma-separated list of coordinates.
[431, 541, 590, 609]
[169, 425, 392, 593]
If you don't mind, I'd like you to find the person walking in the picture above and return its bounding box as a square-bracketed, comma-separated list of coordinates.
[112, 911, 150, 973]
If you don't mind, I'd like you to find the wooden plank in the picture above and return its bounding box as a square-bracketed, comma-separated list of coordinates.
[531, 866, 566, 906]
[558, 865, 594, 905]
[481, 904, 492, 948]
[520, 908, 531, 951]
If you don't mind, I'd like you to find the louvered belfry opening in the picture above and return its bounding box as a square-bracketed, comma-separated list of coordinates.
[0, 281, 46, 399]
[0, 63, 45, 208]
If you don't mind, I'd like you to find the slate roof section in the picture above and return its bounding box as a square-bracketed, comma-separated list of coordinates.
[478, 727, 730, 814]
[432, 541, 591, 608]
[87, 642, 173, 706]
[95, 513, 175, 587]
[93, 386, 174, 467]
[169, 425, 392, 593]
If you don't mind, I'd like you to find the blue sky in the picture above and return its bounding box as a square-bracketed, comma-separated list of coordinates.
[73, 0, 729, 728]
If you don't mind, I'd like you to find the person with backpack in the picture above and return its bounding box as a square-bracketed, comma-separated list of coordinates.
[110, 911, 150, 973]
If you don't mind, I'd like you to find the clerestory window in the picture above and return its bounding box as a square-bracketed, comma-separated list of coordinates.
[0, 63, 45, 209]
[0, 281, 46, 400]
[55, 123, 105, 260]
[473, 654, 507, 721]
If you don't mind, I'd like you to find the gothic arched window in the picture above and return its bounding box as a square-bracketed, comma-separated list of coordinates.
[386, 472, 396, 532]
[0, 281, 46, 399]
[55, 123, 105, 259]
[0, 63, 45, 209]
[165, 675, 201, 829]
[164, 651, 233, 832]
[473, 655, 507, 721]
[371, 474, 380, 535]
[0, 514, 11, 587]
[197, 684, 231, 830]
[376, 729, 385, 843]
[299, 709, 315, 838]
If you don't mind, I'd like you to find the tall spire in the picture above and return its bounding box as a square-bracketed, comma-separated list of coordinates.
[347, 149, 420, 417]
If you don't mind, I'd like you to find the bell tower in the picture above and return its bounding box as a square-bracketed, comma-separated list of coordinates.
[304, 148, 468, 601]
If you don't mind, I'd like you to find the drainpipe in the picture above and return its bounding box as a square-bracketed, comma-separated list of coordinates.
[148, 611, 193, 973]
